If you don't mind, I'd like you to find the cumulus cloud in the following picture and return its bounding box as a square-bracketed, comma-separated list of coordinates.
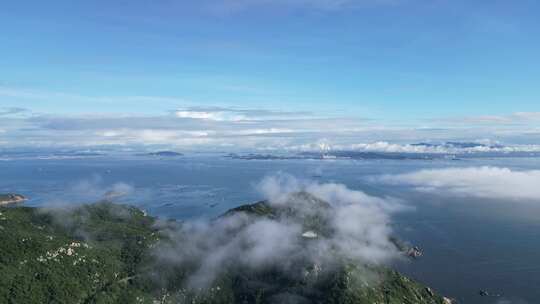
[152, 174, 404, 290]
[378, 166, 540, 201]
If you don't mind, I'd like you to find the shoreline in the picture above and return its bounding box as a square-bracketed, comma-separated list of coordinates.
[0, 194, 27, 206]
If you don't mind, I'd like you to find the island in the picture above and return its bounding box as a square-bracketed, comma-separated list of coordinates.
[137, 151, 184, 157]
[0, 193, 27, 206]
[0, 192, 455, 303]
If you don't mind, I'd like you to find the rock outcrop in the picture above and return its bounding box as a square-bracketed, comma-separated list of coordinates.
[0, 193, 27, 206]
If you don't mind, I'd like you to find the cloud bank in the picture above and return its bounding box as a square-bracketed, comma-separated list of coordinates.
[327, 141, 540, 154]
[2, 88, 540, 151]
[152, 174, 404, 290]
[2, 108, 540, 152]
[378, 166, 540, 201]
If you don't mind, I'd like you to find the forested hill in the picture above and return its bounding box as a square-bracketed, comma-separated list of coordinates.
[0, 197, 453, 304]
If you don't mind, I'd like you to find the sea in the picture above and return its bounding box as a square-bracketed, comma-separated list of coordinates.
[1, 152, 539, 304]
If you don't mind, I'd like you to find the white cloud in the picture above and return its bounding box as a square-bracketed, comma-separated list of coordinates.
[174, 106, 313, 122]
[174, 109, 246, 121]
[282, 141, 540, 154]
[154, 174, 404, 289]
[444, 112, 540, 125]
[230, 128, 295, 135]
[98, 129, 211, 140]
[1, 87, 540, 150]
[347, 141, 540, 154]
[378, 167, 540, 201]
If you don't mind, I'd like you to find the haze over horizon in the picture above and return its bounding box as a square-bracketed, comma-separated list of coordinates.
[1, 0, 539, 150]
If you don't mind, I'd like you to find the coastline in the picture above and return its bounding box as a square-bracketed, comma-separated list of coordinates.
[0, 193, 27, 206]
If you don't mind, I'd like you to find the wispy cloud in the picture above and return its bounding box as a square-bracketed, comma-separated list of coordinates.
[0, 107, 29, 117]
[441, 112, 540, 125]
[0, 86, 191, 114]
[205, 0, 403, 14]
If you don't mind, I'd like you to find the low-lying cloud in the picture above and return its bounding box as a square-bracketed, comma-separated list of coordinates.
[378, 166, 540, 201]
[152, 173, 405, 290]
[37, 176, 138, 208]
[3, 88, 540, 150]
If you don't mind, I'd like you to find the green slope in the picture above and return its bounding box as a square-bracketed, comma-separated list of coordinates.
[0, 196, 452, 304]
[0, 203, 159, 303]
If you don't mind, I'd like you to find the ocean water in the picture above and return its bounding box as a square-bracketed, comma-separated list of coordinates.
[1, 154, 539, 303]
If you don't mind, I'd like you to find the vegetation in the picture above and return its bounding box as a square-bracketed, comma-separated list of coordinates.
[0, 203, 159, 303]
[0, 197, 450, 303]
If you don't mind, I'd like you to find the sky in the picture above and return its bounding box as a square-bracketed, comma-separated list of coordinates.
[1, 0, 540, 150]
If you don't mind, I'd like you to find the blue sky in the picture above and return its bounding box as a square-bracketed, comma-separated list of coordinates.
[1, 0, 540, 149]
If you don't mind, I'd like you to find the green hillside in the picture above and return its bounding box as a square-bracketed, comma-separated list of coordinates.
[0, 195, 452, 304]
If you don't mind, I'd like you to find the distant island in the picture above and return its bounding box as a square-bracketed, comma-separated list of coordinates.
[0, 193, 27, 206]
[0, 192, 454, 303]
[136, 151, 184, 157]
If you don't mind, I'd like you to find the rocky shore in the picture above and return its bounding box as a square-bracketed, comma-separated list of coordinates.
[0, 193, 27, 206]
